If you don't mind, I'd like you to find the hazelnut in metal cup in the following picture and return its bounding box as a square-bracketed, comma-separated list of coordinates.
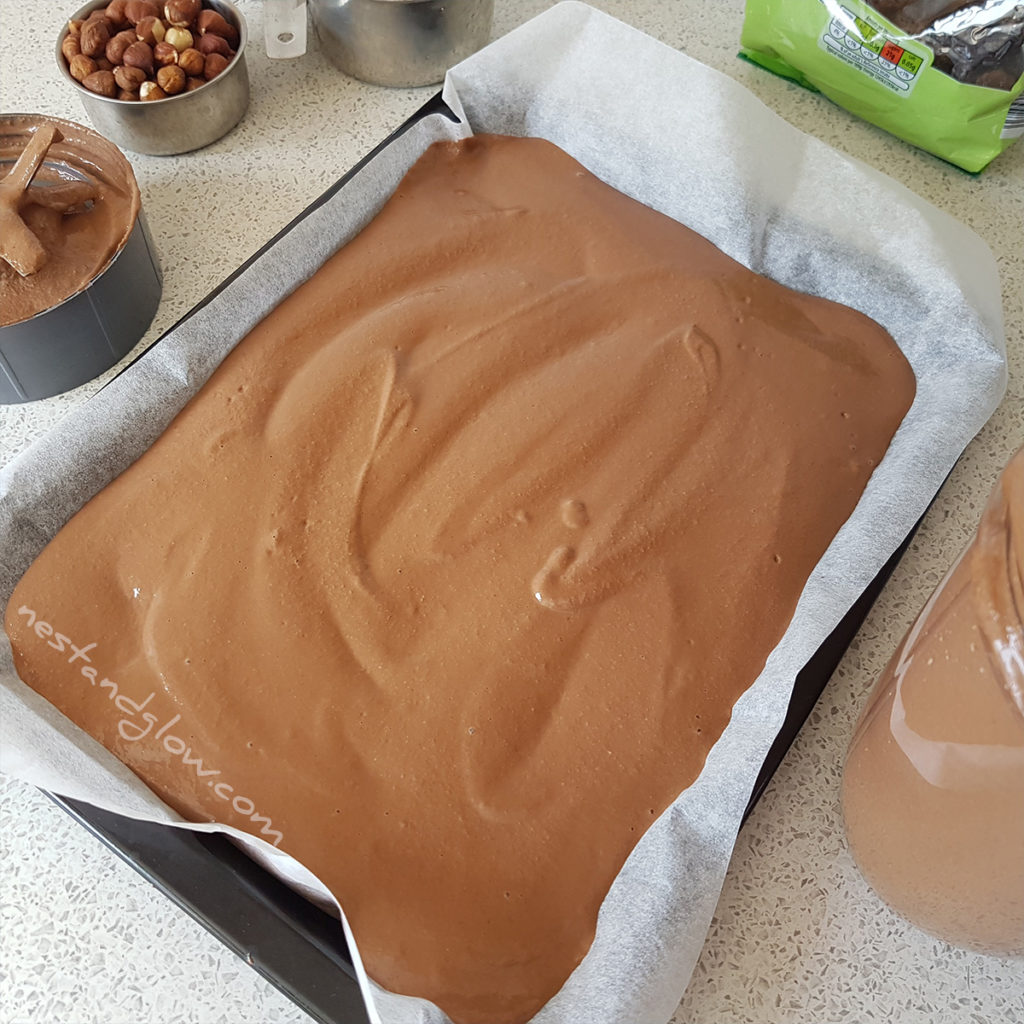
[842, 447, 1024, 956]
[56, 0, 249, 155]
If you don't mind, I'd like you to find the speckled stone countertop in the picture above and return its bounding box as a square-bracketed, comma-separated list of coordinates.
[1, 1, 1022, 1022]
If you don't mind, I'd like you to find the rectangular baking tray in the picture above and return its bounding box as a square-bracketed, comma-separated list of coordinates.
[44, 92, 928, 1024]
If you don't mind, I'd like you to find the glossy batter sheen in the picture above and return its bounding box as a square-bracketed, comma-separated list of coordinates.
[0, 116, 139, 327]
[6, 135, 916, 1024]
[843, 449, 1024, 955]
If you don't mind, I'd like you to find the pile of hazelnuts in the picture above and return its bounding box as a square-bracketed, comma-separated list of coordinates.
[61, 0, 239, 101]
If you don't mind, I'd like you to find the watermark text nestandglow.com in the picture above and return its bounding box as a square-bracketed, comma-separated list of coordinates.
[15, 605, 284, 847]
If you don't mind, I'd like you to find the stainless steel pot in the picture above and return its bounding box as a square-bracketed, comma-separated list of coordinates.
[310, 0, 493, 87]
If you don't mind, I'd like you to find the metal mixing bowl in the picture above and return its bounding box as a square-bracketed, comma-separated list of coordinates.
[310, 0, 494, 87]
[55, 0, 249, 156]
[0, 114, 162, 403]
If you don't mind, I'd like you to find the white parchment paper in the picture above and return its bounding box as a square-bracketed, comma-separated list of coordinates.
[0, 4, 1008, 1023]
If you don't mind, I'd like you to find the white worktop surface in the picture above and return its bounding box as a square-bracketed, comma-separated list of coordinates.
[2, 1, 1023, 1022]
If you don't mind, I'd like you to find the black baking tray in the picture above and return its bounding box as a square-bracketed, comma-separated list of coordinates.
[43, 92, 927, 1024]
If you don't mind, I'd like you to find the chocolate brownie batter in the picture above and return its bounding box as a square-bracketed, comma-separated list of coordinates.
[6, 135, 916, 1023]
[0, 116, 139, 327]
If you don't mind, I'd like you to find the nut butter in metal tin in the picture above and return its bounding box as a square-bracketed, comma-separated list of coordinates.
[0, 215, 162, 403]
[310, 0, 494, 87]
[0, 115, 162, 404]
[56, 0, 249, 156]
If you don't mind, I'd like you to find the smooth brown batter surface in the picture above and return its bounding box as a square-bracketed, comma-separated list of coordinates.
[0, 115, 139, 328]
[6, 135, 915, 1024]
[843, 448, 1024, 956]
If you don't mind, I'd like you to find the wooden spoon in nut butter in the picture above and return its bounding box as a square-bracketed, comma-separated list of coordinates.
[0, 123, 61, 277]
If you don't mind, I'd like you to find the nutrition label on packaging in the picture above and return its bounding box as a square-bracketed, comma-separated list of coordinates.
[1002, 94, 1024, 139]
[819, 5, 927, 94]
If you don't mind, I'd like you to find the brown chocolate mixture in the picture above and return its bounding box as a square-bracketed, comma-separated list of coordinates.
[0, 115, 139, 328]
[843, 449, 1024, 955]
[6, 135, 915, 1023]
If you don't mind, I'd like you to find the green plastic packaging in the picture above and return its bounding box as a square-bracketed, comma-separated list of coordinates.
[740, 0, 1024, 172]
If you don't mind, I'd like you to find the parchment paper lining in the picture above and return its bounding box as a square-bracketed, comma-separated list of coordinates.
[0, 5, 1006, 1024]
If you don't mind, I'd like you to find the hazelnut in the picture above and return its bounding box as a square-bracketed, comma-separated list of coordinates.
[177, 46, 204, 76]
[156, 63, 186, 94]
[164, 26, 193, 52]
[105, 28, 137, 64]
[68, 18, 84, 35]
[185, 75, 205, 92]
[79, 17, 111, 57]
[196, 32, 229, 57]
[124, 0, 159, 24]
[139, 80, 168, 101]
[203, 51, 229, 80]
[164, 0, 200, 27]
[122, 39, 154, 74]
[87, 9, 112, 22]
[113, 63, 146, 90]
[68, 53, 98, 82]
[82, 69, 117, 97]
[153, 40, 178, 65]
[105, 0, 129, 27]
[61, 35, 82, 61]
[197, 9, 238, 46]
[117, 88, 139, 100]
[95, 56, 114, 71]
[135, 15, 166, 45]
